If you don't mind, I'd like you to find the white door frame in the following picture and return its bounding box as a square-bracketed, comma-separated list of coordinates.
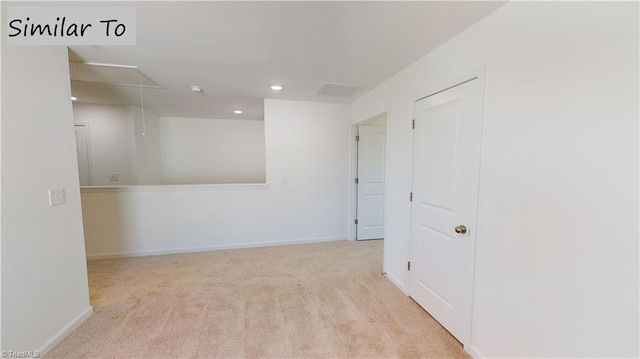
[347, 112, 390, 242]
[408, 65, 486, 350]
[74, 121, 94, 186]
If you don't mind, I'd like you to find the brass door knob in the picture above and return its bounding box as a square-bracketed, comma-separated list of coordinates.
[454, 225, 467, 234]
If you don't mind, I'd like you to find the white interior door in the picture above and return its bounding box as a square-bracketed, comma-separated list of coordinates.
[74, 124, 92, 186]
[409, 78, 482, 345]
[356, 125, 386, 240]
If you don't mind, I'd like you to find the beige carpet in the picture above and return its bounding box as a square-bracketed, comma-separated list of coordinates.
[46, 240, 469, 359]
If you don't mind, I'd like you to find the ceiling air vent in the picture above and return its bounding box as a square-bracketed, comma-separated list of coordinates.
[315, 82, 362, 98]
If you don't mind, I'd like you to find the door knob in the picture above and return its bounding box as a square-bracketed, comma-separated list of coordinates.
[454, 225, 467, 234]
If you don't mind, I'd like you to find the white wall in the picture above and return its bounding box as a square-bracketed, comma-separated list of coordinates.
[132, 107, 163, 185]
[351, 2, 638, 357]
[73, 104, 139, 185]
[0, 27, 3, 353]
[81, 100, 349, 258]
[1, 46, 92, 352]
[159, 117, 266, 184]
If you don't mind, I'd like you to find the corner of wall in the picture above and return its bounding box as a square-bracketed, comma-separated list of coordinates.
[2, 44, 91, 352]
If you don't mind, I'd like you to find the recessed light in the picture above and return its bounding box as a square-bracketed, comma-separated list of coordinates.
[234, 110, 243, 114]
[190, 85, 203, 93]
[71, 96, 78, 101]
[270, 85, 284, 91]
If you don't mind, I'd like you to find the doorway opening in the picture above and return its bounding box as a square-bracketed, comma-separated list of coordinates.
[351, 113, 387, 241]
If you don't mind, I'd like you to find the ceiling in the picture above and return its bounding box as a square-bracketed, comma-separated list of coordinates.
[68, 1, 506, 120]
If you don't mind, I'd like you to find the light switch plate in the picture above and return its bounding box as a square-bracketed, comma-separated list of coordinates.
[49, 188, 65, 207]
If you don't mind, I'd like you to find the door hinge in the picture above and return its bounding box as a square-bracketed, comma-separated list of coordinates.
[354, 219, 359, 225]
[410, 192, 413, 201]
[407, 261, 411, 271]
[355, 178, 359, 184]
[412, 119, 415, 129]
[355, 135, 360, 142]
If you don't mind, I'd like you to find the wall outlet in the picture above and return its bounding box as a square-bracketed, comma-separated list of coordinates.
[109, 172, 120, 181]
[49, 188, 65, 207]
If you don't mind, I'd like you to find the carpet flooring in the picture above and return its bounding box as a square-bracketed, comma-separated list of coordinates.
[46, 240, 469, 358]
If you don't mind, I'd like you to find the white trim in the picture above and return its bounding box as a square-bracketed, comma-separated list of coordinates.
[464, 345, 486, 359]
[87, 236, 345, 260]
[364, 112, 387, 124]
[415, 65, 486, 104]
[348, 111, 389, 242]
[38, 306, 93, 356]
[80, 183, 269, 193]
[347, 124, 359, 241]
[348, 122, 360, 242]
[467, 65, 488, 352]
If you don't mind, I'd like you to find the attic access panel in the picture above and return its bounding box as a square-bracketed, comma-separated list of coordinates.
[69, 62, 162, 88]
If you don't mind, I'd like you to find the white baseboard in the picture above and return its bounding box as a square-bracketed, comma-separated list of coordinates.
[38, 306, 93, 356]
[384, 271, 407, 295]
[86, 236, 346, 260]
[465, 344, 485, 359]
